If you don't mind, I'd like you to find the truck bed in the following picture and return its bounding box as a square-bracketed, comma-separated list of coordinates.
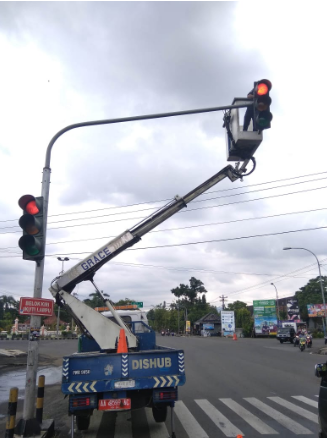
[62, 346, 186, 394]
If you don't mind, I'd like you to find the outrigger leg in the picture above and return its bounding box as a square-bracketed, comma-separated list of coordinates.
[71, 414, 75, 438]
[169, 401, 176, 438]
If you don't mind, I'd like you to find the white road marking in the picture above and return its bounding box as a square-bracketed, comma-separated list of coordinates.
[220, 398, 278, 434]
[268, 397, 318, 423]
[195, 399, 243, 437]
[174, 400, 209, 438]
[245, 397, 313, 434]
[292, 396, 319, 408]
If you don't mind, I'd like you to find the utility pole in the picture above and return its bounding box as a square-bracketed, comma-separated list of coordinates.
[271, 283, 280, 323]
[220, 295, 228, 310]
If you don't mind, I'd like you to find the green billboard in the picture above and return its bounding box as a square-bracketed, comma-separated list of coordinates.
[253, 299, 277, 335]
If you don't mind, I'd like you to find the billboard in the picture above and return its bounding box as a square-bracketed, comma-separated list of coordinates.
[221, 310, 235, 336]
[307, 304, 327, 317]
[203, 323, 214, 330]
[253, 300, 277, 335]
[287, 299, 300, 321]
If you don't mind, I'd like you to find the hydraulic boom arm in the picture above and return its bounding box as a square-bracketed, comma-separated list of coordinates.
[49, 163, 243, 349]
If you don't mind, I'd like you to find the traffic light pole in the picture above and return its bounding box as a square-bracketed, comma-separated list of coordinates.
[19, 101, 251, 435]
[16, 170, 51, 436]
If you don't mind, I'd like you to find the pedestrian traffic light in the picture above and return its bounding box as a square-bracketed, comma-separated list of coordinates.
[253, 79, 273, 131]
[18, 195, 45, 261]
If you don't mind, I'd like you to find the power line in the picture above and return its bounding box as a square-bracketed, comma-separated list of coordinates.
[2, 183, 327, 234]
[210, 258, 327, 303]
[2, 205, 327, 251]
[2, 171, 327, 225]
[2, 224, 326, 260]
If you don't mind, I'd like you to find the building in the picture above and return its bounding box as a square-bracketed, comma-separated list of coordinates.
[194, 313, 221, 336]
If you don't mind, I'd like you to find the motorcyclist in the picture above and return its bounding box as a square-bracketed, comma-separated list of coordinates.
[294, 333, 300, 347]
[306, 331, 313, 347]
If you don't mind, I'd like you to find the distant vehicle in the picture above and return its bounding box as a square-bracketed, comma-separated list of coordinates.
[29, 331, 40, 341]
[276, 327, 296, 344]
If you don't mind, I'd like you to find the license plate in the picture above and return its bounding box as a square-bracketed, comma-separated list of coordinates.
[98, 398, 131, 411]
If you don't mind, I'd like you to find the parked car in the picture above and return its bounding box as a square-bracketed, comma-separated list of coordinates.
[276, 327, 296, 344]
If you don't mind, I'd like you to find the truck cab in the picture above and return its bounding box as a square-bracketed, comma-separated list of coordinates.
[276, 327, 296, 343]
[78, 306, 155, 353]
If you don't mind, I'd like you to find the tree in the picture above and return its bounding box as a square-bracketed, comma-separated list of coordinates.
[0, 295, 18, 311]
[83, 291, 110, 309]
[294, 276, 327, 322]
[114, 298, 133, 306]
[171, 277, 207, 305]
[227, 301, 247, 311]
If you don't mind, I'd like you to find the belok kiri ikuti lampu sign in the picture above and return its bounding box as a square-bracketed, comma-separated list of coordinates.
[19, 297, 54, 316]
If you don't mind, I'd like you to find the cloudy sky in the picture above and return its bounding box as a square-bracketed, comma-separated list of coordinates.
[1, 2, 327, 311]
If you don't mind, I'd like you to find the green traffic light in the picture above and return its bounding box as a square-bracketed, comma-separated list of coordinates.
[18, 235, 42, 256]
[256, 111, 273, 129]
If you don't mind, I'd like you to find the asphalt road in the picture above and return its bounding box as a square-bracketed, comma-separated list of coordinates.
[0, 336, 325, 438]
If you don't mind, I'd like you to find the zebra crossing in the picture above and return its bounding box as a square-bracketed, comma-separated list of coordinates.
[79, 394, 319, 437]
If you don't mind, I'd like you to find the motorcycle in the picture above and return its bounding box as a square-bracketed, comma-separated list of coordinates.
[294, 335, 300, 347]
[29, 331, 40, 341]
[299, 337, 306, 352]
[161, 331, 165, 336]
[306, 335, 312, 348]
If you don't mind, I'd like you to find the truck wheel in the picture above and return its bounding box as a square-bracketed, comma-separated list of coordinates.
[76, 415, 91, 431]
[152, 405, 168, 423]
[279, 340, 283, 344]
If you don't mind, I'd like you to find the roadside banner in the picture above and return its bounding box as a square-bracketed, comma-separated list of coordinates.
[307, 304, 327, 317]
[253, 300, 277, 335]
[221, 310, 235, 336]
[287, 299, 300, 320]
[186, 321, 191, 333]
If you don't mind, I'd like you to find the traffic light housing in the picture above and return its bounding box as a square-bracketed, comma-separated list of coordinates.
[253, 79, 272, 131]
[18, 195, 45, 261]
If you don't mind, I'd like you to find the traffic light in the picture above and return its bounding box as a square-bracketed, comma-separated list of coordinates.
[253, 79, 273, 131]
[18, 195, 45, 261]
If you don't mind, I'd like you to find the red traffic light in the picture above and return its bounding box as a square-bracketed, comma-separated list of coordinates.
[257, 83, 269, 96]
[255, 79, 272, 96]
[18, 195, 40, 215]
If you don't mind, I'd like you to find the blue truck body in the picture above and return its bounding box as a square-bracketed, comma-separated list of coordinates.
[62, 347, 186, 394]
[62, 320, 185, 429]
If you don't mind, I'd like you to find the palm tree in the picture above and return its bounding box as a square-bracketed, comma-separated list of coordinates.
[0, 295, 18, 311]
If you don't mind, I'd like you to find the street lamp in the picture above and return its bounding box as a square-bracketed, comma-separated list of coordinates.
[283, 247, 327, 335]
[271, 283, 280, 323]
[56, 257, 70, 336]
